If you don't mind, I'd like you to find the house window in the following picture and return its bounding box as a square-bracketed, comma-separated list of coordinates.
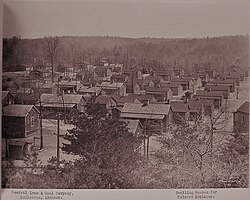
[242, 115, 245, 122]
[31, 117, 35, 127]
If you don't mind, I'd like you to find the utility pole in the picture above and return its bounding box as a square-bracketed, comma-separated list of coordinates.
[237, 86, 239, 99]
[143, 119, 147, 160]
[38, 81, 43, 150]
[57, 113, 60, 165]
[225, 98, 228, 119]
[39, 96, 43, 150]
[146, 134, 150, 160]
[4, 128, 8, 158]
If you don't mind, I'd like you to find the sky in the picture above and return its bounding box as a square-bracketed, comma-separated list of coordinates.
[3, 0, 250, 39]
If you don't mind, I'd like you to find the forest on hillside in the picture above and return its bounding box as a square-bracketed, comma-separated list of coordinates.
[2, 34, 249, 73]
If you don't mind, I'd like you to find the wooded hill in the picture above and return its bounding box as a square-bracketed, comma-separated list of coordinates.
[3, 34, 249, 73]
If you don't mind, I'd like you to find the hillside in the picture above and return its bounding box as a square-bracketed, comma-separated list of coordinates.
[3, 34, 249, 72]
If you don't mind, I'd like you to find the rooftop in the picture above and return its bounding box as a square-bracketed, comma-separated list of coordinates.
[100, 82, 124, 89]
[196, 90, 224, 98]
[145, 86, 171, 94]
[236, 102, 249, 114]
[95, 95, 116, 105]
[170, 101, 189, 113]
[122, 103, 171, 116]
[3, 105, 39, 117]
[40, 93, 85, 104]
[206, 85, 230, 91]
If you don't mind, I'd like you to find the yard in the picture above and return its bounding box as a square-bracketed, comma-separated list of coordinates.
[36, 119, 80, 164]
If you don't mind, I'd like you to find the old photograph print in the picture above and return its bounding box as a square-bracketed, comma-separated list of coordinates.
[1, 0, 249, 189]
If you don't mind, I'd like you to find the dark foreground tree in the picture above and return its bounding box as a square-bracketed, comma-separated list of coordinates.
[61, 104, 142, 188]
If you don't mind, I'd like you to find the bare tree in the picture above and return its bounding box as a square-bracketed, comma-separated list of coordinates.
[43, 36, 61, 82]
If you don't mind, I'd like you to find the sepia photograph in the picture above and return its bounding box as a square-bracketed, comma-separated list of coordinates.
[1, 0, 249, 196]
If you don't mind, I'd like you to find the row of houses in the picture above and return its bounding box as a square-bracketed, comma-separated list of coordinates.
[2, 61, 248, 159]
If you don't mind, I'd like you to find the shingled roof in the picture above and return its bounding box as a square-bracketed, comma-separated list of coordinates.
[121, 103, 171, 120]
[235, 102, 249, 114]
[40, 94, 85, 104]
[170, 101, 189, 113]
[212, 79, 237, 85]
[95, 95, 116, 105]
[2, 91, 13, 100]
[3, 105, 39, 117]
[100, 82, 124, 89]
[196, 90, 224, 98]
[145, 86, 172, 94]
[206, 85, 230, 91]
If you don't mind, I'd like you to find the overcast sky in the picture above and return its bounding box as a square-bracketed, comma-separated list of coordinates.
[3, 0, 250, 39]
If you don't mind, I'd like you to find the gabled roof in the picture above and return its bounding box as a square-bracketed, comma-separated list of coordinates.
[160, 82, 181, 88]
[172, 77, 193, 83]
[129, 94, 156, 102]
[78, 86, 101, 93]
[100, 82, 124, 89]
[33, 81, 56, 89]
[221, 73, 241, 79]
[122, 103, 171, 116]
[206, 85, 230, 91]
[15, 93, 39, 103]
[170, 101, 189, 113]
[212, 79, 237, 85]
[3, 105, 39, 117]
[111, 74, 127, 81]
[144, 76, 162, 85]
[111, 95, 139, 104]
[2, 91, 14, 100]
[40, 94, 85, 104]
[187, 99, 203, 111]
[145, 86, 171, 94]
[95, 95, 116, 105]
[56, 81, 77, 87]
[3, 81, 19, 88]
[21, 80, 36, 88]
[236, 102, 249, 114]
[196, 90, 223, 98]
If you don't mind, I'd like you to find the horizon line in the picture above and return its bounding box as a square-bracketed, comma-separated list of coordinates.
[3, 33, 249, 40]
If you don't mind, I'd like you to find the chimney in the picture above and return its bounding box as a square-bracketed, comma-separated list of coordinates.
[147, 99, 150, 105]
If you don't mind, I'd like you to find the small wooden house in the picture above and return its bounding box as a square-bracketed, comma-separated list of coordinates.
[145, 86, 173, 102]
[2, 81, 20, 94]
[129, 94, 157, 104]
[195, 90, 223, 109]
[170, 101, 190, 124]
[100, 82, 126, 96]
[160, 82, 183, 96]
[210, 79, 237, 92]
[94, 95, 117, 112]
[2, 91, 15, 107]
[233, 102, 249, 133]
[205, 85, 230, 99]
[121, 103, 174, 133]
[3, 105, 40, 138]
[171, 77, 194, 91]
[40, 93, 86, 114]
